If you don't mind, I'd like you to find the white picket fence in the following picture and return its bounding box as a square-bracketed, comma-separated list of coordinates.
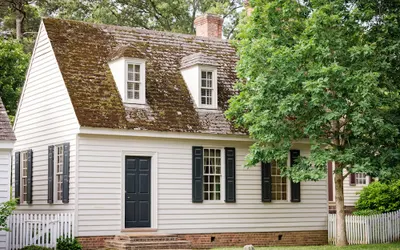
[328, 210, 400, 245]
[7, 213, 74, 249]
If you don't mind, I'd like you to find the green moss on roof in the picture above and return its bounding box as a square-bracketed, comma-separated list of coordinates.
[43, 18, 242, 134]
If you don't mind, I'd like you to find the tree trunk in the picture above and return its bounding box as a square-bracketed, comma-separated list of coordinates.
[334, 165, 348, 246]
[15, 12, 23, 40]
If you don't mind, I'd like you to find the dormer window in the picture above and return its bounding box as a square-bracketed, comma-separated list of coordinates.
[126, 60, 145, 104]
[108, 55, 146, 104]
[127, 63, 141, 100]
[200, 70, 214, 106]
[180, 53, 218, 109]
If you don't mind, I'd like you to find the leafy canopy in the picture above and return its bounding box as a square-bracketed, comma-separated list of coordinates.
[0, 39, 30, 121]
[227, 0, 400, 181]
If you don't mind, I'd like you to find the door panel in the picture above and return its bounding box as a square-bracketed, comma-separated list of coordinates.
[125, 156, 151, 228]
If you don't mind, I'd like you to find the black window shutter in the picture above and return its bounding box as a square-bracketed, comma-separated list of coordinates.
[261, 162, 272, 202]
[48, 146, 54, 204]
[225, 148, 236, 203]
[15, 152, 20, 204]
[192, 146, 203, 203]
[27, 149, 33, 204]
[62, 143, 70, 203]
[290, 149, 301, 202]
[350, 173, 356, 186]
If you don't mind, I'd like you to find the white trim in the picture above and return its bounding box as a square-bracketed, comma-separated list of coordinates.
[79, 127, 252, 141]
[198, 66, 217, 109]
[121, 151, 158, 230]
[74, 134, 79, 237]
[124, 59, 146, 104]
[0, 141, 15, 150]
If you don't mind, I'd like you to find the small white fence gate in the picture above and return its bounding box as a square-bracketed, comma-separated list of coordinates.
[328, 210, 400, 245]
[7, 213, 74, 249]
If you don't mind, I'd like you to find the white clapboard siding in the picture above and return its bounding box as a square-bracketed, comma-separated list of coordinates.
[77, 135, 328, 236]
[7, 213, 74, 249]
[12, 22, 79, 212]
[328, 210, 400, 245]
[0, 150, 11, 250]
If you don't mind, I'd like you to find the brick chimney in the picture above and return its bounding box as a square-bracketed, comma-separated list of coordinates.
[194, 14, 224, 39]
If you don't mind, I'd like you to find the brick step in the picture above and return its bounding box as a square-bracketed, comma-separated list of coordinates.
[115, 234, 179, 242]
[105, 239, 192, 250]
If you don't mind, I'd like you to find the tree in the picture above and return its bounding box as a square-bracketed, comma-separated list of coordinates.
[0, 199, 17, 231]
[37, 0, 243, 38]
[0, 39, 30, 121]
[227, 0, 400, 246]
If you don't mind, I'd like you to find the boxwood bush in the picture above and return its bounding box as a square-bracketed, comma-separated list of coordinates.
[355, 179, 400, 215]
[20, 246, 52, 250]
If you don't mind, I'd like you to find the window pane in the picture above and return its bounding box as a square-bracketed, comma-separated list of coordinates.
[135, 65, 140, 73]
[127, 83, 133, 90]
[207, 71, 212, 79]
[127, 91, 133, 99]
[203, 148, 222, 201]
[134, 91, 140, 99]
[201, 71, 206, 78]
[271, 161, 287, 201]
[134, 82, 140, 91]
[135, 73, 140, 82]
[128, 64, 134, 72]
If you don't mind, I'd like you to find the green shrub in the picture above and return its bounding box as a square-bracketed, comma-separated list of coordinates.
[355, 179, 400, 214]
[56, 237, 82, 250]
[20, 246, 52, 250]
[353, 209, 381, 216]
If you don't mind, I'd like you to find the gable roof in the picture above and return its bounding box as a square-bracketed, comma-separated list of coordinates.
[0, 98, 16, 141]
[43, 18, 243, 135]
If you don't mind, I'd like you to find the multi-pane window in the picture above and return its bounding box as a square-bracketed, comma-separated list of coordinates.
[201, 71, 213, 106]
[355, 173, 367, 185]
[127, 64, 141, 100]
[203, 148, 221, 201]
[271, 161, 287, 201]
[55, 145, 64, 201]
[20, 151, 28, 203]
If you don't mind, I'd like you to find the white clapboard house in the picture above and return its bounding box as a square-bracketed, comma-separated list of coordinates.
[12, 16, 328, 249]
[0, 98, 15, 249]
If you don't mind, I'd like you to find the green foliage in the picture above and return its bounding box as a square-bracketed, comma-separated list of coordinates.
[56, 237, 82, 250]
[0, 199, 17, 231]
[355, 180, 400, 214]
[20, 246, 52, 250]
[227, 0, 400, 182]
[352, 210, 381, 216]
[0, 39, 30, 121]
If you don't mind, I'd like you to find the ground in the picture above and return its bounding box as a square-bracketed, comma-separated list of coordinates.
[213, 242, 400, 250]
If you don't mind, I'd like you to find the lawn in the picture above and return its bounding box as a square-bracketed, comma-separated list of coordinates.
[213, 242, 400, 250]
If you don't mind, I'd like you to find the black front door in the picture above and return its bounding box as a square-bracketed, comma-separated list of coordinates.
[125, 156, 151, 228]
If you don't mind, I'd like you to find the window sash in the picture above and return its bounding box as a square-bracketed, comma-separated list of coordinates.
[355, 173, 367, 185]
[54, 145, 64, 201]
[127, 63, 142, 100]
[20, 151, 28, 204]
[200, 71, 214, 106]
[203, 148, 222, 201]
[271, 161, 287, 201]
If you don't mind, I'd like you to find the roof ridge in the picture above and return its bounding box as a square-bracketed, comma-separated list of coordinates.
[42, 17, 230, 43]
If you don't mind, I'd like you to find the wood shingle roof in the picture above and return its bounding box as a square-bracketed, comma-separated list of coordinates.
[0, 98, 15, 141]
[43, 18, 243, 134]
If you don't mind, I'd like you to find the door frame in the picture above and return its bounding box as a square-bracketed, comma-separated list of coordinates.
[121, 151, 158, 230]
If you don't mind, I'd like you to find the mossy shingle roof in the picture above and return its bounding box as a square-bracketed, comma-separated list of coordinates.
[43, 18, 242, 134]
[0, 98, 15, 141]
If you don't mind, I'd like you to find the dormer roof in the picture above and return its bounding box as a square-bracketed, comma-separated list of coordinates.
[0, 98, 16, 141]
[42, 18, 243, 135]
[180, 53, 219, 69]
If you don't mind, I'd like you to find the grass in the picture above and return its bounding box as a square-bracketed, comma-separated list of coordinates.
[213, 242, 400, 250]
